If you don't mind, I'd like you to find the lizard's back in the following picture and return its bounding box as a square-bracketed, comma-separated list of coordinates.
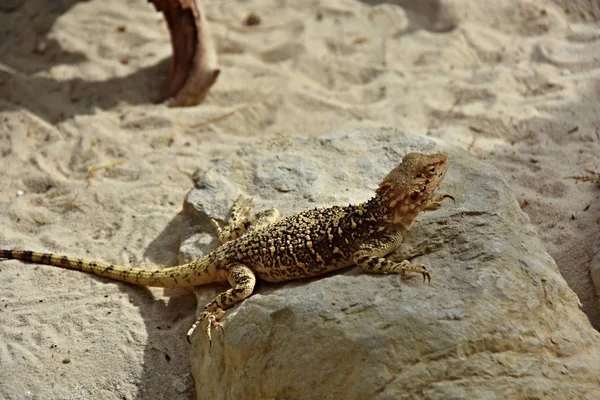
[228, 204, 381, 282]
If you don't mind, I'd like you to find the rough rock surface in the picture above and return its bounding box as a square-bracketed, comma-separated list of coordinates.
[592, 235, 600, 305]
[181, 128, 600, 400]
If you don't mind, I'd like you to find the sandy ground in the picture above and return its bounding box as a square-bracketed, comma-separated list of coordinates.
[0, 0, 599, 399]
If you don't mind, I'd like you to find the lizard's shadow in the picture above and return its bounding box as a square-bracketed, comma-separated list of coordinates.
[125, 285, 197, 400]
[115, 212, 200, 400]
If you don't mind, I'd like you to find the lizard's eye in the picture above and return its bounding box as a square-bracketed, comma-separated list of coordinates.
[425, 165, 436, 176]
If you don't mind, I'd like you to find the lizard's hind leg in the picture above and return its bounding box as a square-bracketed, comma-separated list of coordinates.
[187, 263, 256, 344]
[212, 195, 253, 243]
[212, 195, 280, 243]
[246, 208, 280, 233]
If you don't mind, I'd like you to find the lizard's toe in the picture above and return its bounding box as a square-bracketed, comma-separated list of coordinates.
[186, 309, 226, 345]
[213, 320, 223, 333]
[186, 321, 200, 344]
[420, 265, 431, 283]
[396, 261, 431, 283]
[411, 263, 431, 283]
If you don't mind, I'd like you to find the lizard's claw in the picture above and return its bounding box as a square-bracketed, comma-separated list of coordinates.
[420, 265, 431, 283]
[211, 218, 222, 234]
[409, 263, 430, 283]
[398, 261, 431, 283]
[440, 194, 455, 203]
[424, 194, 455, 210]
[204, 314, 224, 347]
[186, 321, 199, 344]
[206, 318, 222, 347]
[186, 309, 225, 345]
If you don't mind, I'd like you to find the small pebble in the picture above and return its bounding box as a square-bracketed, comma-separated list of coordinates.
[16, 190, 24, 197]
[62, 358, 71, 364]
[35, 41, 48, 55]
[244, 13, 261, 26]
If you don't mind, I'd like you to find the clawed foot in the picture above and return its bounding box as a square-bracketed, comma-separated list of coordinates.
[231, 195, 253, 218]
[186, 308, 226, 345]
[211, 218, 235, 244]
[212, 195, 254, 244]
[398, 260, 431, 283]
[425, 194, 455, 210]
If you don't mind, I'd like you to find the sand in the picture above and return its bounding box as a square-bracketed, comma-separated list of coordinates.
[0, 0, 599, 398]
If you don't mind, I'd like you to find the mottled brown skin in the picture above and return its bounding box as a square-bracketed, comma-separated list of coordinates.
[1, 152, 450, 344]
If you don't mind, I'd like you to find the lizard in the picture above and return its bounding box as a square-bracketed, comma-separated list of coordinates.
[1, 152, 452, 344]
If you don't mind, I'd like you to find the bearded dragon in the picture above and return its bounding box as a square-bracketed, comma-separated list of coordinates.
[1, 152, 451, 343]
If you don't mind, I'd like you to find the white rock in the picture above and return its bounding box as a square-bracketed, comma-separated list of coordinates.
[182, 128, 600, 400]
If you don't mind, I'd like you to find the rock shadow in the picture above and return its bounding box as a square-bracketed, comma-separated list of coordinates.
[0, 0, 169, 124]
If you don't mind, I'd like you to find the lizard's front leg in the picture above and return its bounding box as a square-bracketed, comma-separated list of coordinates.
[212, 195, 280, 243]
[353, 232, 431, 282]
[424, 194, 455, 211]
[187, 263, 256, 344]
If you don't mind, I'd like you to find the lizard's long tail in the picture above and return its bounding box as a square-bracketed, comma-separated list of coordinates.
[0, 249, 220, 288]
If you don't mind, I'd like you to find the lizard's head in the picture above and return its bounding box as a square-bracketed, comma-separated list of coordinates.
[376, 152, 449, 229]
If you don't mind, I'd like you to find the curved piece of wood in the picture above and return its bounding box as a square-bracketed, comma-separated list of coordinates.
[150, 0, 220, 107]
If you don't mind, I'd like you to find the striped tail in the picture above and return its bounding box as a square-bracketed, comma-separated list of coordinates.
[0, 249, 220, 288]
